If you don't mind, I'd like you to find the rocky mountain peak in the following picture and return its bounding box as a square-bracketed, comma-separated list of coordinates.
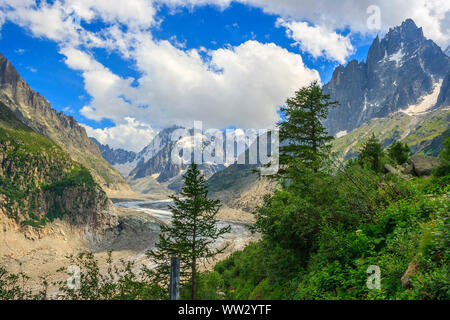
[324, 18, 450, 136]
[0, 53, 21, 86]
[445, 46, 450, 57]
[0, 52, 127, 190]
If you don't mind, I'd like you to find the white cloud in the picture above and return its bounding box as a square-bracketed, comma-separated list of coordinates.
[66, 0, 156, 29]
[83, 117, 157, 152]
[276, 18, 354, 64]
[68, 36, 319, 130]
[128, 38, 320, 129]
[241, 0, 450, 48]
[14, 48, 27, 54]
[0, 10, 5, 34]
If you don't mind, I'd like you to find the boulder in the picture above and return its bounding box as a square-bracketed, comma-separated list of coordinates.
[411, 154, 440, 176]
[384, 164, 401, 175]
[401, 262, 418, 289]
[400, 162, 414, 175]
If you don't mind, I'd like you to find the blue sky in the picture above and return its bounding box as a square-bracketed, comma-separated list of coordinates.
[0, 1, 448, 151]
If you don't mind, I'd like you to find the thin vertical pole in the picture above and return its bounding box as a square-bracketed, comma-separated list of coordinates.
[170, 256, 180, 300]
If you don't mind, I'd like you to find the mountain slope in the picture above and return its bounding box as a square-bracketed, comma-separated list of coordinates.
[0, 53, 128, 192]
[324, 19, 450, 136]
[435, 71, 450, 108]
[94, 126, 226, 194]
[207, 107, 449, 212]
[0, 101, 118, 238]
[91, 138, 137, 177]
[332, 107, 450, 160]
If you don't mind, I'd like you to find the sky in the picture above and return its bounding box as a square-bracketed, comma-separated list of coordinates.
[0, 0, 449, 152]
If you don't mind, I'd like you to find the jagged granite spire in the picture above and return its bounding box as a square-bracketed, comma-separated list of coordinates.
[323, 19, 450, 136]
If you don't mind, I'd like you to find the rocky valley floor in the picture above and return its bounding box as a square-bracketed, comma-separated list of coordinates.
[0, 198, 258, 297]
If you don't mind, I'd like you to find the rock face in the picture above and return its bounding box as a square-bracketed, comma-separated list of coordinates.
[128, 132, 225, 192]
[411, 154, 440, 176]
[92, 138, 137, 166]
[435, 71, 450, 108]
[324, 19, 450, 136]
[0, 53, 127, 191]
[0, 102, 118, 243]
[401, 262, 418, 289]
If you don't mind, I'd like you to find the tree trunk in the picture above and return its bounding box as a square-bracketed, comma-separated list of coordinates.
[191, 257, 197, 300]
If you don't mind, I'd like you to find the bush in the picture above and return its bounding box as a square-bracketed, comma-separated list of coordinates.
[388, 141, 410, 165]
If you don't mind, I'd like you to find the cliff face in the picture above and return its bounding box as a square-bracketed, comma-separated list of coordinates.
[0, 102, 118, 242]
[324, 19, 450, 135]
[0, 53, 128, 192]
[435, 71, 450, 108]
[92, 138, 137, 166]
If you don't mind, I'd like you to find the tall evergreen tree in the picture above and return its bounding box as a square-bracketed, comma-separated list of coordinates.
[387, 141, 410, 165]
[278, 81, 337, 171]
[147, 163, 230, 300]
[434, 135, 450, 177]
[358, 134, 385, 172]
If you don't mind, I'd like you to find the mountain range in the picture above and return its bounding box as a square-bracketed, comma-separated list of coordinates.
[93, 126, 255, 193]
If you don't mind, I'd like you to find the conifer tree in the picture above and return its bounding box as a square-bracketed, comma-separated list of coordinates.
[147, 163, 230, 300]
[387, 141, 410, 165]
[358, 134, 385, 172]
[278, 81, 337, 171]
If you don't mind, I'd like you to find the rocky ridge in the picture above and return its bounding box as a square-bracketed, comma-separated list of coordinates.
[0, 53, 128, 193]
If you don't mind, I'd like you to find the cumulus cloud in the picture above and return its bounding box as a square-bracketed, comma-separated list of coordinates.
[276, 18, 354, 63]
[241, 0, 450, 48]
[130, 38, 320, 129]
[83, 117, 157, 152]
[66, 37, 319, 130]
[66, 0, 156, 29]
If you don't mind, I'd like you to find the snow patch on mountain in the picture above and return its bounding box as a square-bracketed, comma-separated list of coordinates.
[335, 130, 348, 138]
[402, 80, 443, 115]
[388, 48, 404, 67]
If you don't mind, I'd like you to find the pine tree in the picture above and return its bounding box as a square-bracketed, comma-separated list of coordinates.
[146, 163, 231, 300]
[358, 134, 385, 172]
[278, 81, 337, 171]
[434, 135, 450, 176]
[387, 141, 410, 165]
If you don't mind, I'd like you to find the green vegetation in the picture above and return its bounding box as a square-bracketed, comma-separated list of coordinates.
[0, 106, 105, 226]
[434, 133, 450, 177]
[358, 133, 385, 172]
[388, 141, 411, 165]
[332, 108, 450, 160]
[208, 173, 448, 299]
